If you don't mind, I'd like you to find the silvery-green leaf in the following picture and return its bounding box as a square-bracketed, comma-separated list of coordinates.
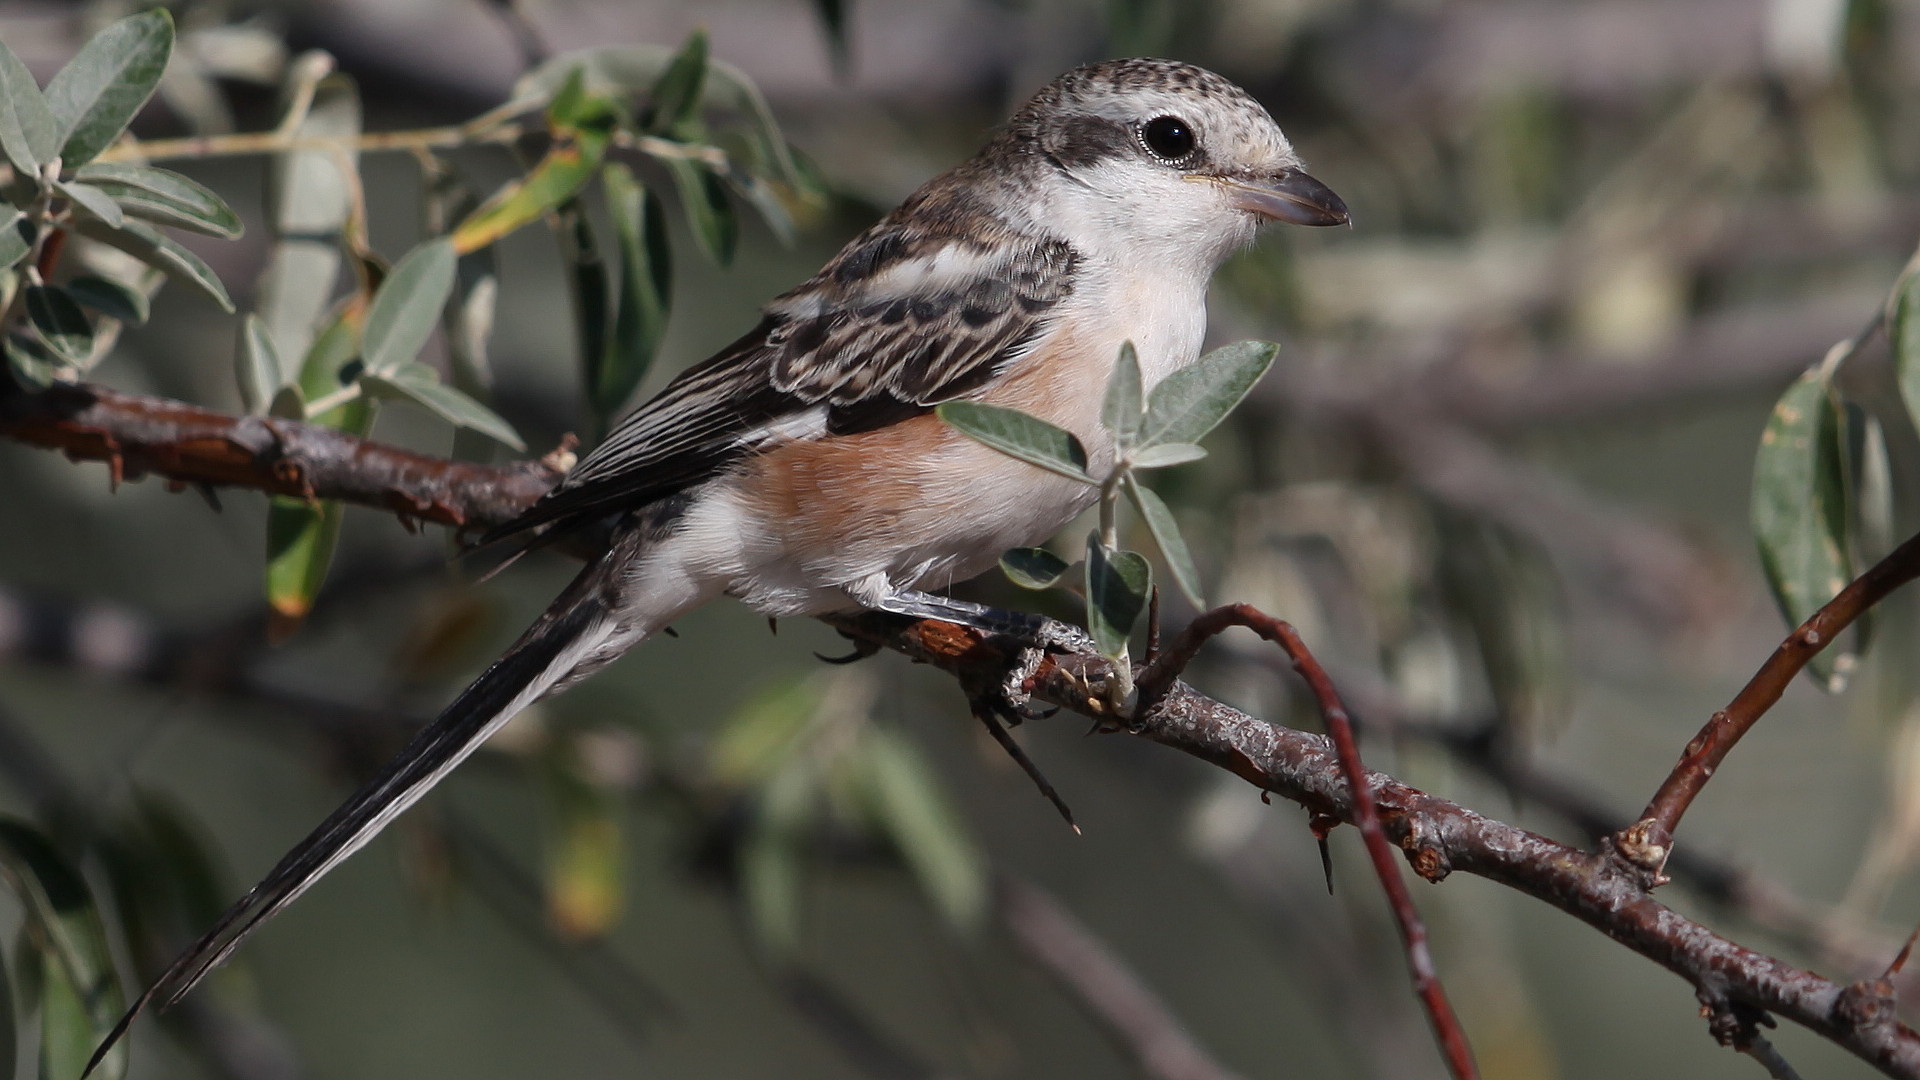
[236, 314, 282, 414]
[510, 46, 674, 107]
[64, 274, 147, 325]
[0, 37, 56, 172]
[1126, 442, 1206, 469]
[360, 362, 524, 450]
[54, 179, 121, 228]
[361, 238, 455, 376]
[74, 162, 242, 238]
[24, 285, 91, 365]
[1124, 475, 1203, 607]
[936, 401, 1093, 483]
[258, 73, 358, 364]
[1084, 535, 1150, 659]
[1001, 547, 1073, 590]
[43, 8, 174, 168]
[642, 30, 708, 136]
[858, 728, 986, 933]
[1752, 359, 1851, 688]
[663, 157, 736, 267]
[0, 209, 33, 270]
[74, 216, 233, 311]
[4, 333, 59, 389]
[1891, 267, 1920, 447]
[1102, 341, 1144, 449]
[0, 820, 127, 1080]
[1139, 340, 1277, 448]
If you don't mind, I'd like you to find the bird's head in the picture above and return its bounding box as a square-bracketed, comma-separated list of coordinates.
[1003, 58, 1347, 267]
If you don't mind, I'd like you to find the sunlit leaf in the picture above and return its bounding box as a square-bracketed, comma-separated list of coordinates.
[0, 820, 127, 1080]
[1138, 339, 1276, 448]
[1123, 475, 1203, 607]
[73, 216, 233, 312]
[361, 238, 455, 376]
[1102, 341, 1144, 449]
[595, 162, 671, 426]
[936, 401, 1093, 482]
[74, 162, 243, 238]
[859, 728, 986, 933]
[662, 157, 736, 267]
[23, 285, 91, 365]
[0, 37, 57, 172]
[1126, 442, 1206, 469]
[1752, 358, 1852, 688]
[641, 30, 709, 136]
[1084, 535, 1150, 659]
[235, 315, 282, 414]
[450, 70, 615, 254]
[42, 8, 174, 168]
[54, 180, 122, 229]
[360, 362, 525, 450]
[1001, 547, 1073, 590]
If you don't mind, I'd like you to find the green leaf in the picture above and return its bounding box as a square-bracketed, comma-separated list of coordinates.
[64, 274, 148, 325]
[0, 820, 127, 1080]
[23, 285, 91, 365]
[596, 162, 671, 426]
[1102, 341, 1144, 449]
[541, 741, 624, 939]
[449, 115, 612, 253]
[1124, 475, 1203, 607]
[936, 401, 1093, 482]
[1893, 267, 1920, 442]
[236, 314, 282, 414]
[1126, 442, 1207, 469]
[360, 362, 525, 450]
[362, 238, 456, 376]
[1752, 360, 1852, 688]
[0, 37, 57, 172]
[4, 334, 59, 389]
[1084, 536, 1150, 659]
[54, 179, 121, 228]
[0, 210, 33, 269]
[663, 157, 736, 267]
[73, 216, 233, 311]
[859, 728, 986, 933]
[42, 8, 174, 168]
[258, 72, 359, 366]
[642, 30, 709, 136]
[74, 162, 243, 238]
[559, 201, 611, 426]
[512, 46, 675, 108]
[742, 764, 816, 955]
[1139, 340, 1277, 448]
[266, 495, 347, 638]
[1001, 547, 1073, 590]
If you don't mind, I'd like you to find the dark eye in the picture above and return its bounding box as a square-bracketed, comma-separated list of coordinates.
[1141, 115, 1195, 161]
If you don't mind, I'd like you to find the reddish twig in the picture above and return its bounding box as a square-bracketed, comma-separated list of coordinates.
[1624, 529, 1920, 879]
[1135, 604, 1480, 1080]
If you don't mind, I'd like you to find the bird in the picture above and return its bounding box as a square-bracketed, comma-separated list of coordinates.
[95, 55, 1348, 1060]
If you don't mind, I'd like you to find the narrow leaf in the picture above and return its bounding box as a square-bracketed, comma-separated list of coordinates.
[1892, 267, 1920, 442]
[0, 210, 33, 270]
[24, 286, 91, 365]
[1101, 341, 1144, 449]
[43, 8, 174, 168]
[360, 363, 525, 450]
[1752, 359, 1852, 688]
[449, 134, 610, 253]
[54, 180, 121, 228]
[265, 496, 347, 641]
[742, 765, 815, 955]
[1124, 475, 1203, 607]
[0, 820, 127, 1080]
[4, 334, 59, 389]
[859, 729, 986, 933]
[936, 401, 1093, 482]
[597, 162, 671, 425]
[361, 238, 455, 375]
[559, 202, 611, 427]
[74, 162, 243, 238]
[258, 72, 359, 365]
[73, 217, 233, 311]
[662, 157, 736, 267]
[0, 37, 57, 171]
[1084, 536, 1150, 659]
[641, 30, 709, 136]
[236, 315, 282, 414]
[542, 744, 624, 939]
[1001, 547, 1073, 590]
[1139, 340, 1277, 448]
[1126, 442, 1207, 469]
[64, 274, 148, 325]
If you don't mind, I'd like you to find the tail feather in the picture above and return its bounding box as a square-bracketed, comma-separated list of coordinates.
[88, 559, 626, 1075]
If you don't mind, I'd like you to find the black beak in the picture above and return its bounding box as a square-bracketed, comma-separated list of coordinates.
[1221, 168, 1350, 227]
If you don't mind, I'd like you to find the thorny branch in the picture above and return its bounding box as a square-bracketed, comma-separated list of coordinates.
[7, 379, 1920, 1076]
[1136, 604, 1480, 1080]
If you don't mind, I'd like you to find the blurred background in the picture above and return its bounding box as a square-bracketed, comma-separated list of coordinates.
[3, 0, 1920, 1077]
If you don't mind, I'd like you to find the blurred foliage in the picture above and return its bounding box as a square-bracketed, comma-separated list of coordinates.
[7, 0, 1920, 1078]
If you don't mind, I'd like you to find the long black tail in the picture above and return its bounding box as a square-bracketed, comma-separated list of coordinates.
[88, 556, 627, 1075]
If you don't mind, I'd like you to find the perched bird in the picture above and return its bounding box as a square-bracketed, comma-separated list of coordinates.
[99, 55, 1347, 1055]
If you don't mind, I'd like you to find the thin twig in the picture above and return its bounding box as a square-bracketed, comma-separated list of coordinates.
[1136, 605, 1480, 1080]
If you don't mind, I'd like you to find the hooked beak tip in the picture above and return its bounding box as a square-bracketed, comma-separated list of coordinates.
[1223, 169, 1350, 228]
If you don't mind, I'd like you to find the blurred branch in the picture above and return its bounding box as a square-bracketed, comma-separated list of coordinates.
[996, 874, 1248, 1080]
